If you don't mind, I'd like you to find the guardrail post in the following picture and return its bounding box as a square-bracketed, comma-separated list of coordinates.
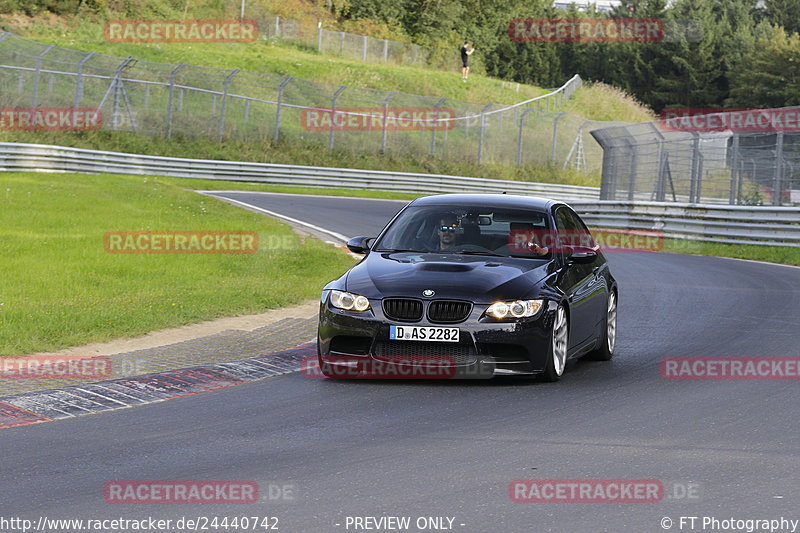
[329, 85, 347, 150]
[362, 35, 368, 61]
[380, 92, 396, 153]
[31, 45, 54, 107]
[728, 133, 740, 205]
[773, 131, 785, 205]
[550, 112, 566, 163]
[218, 69, 240, 139]
[166, 64, 185, 138]
[430, 97, 447, 156]
[274, 76, 292, 142]
[477, 103, 492, 164]
[516, 108, 533, 166]
[689, 133, 701, 203]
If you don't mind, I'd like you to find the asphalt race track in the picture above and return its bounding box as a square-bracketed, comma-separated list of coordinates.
[2, 191, 799, 533]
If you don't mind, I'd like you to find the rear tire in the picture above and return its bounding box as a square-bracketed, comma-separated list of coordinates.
[587, 290, 616, 361]
[540, 304, 568, 382]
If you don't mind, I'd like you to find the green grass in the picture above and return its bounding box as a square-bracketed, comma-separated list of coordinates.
[661, 238, 800, 267]
[1, 15, 656, 118]
[0, 171, 356, 356]
[4, 17, 549, 106]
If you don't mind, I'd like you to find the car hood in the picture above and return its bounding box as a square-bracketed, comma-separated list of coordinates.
[345, 251, 553, 303]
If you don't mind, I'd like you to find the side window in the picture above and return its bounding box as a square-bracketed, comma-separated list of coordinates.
[555, 207, 595, 249]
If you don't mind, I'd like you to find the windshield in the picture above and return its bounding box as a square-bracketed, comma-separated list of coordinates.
[374, 204, 552, 258]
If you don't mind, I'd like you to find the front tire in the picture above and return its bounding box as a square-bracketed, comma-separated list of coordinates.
[540, 304, 568, 382]
[588, 290, 617, 361]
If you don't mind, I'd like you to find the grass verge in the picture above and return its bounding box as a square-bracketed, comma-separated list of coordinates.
[0, 171, 355, 356]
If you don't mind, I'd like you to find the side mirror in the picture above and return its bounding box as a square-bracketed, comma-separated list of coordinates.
[568, 246, 598, 264]
[346, 236, 373, 254]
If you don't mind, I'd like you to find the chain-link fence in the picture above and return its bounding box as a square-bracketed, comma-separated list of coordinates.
[591, 114, 800, 206]
[0, 33, 618, 173]
[255, 15, 430, 65]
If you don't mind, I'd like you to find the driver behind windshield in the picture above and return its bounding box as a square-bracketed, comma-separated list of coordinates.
[437, 213, 459, 251]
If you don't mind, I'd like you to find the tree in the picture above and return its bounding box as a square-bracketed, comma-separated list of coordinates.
[728, 26, 800, 107]
[763, 0, 800, 35]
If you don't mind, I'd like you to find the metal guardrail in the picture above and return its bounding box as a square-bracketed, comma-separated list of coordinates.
[0, 142, 598, 199]
[2, 143, 798, 247]
[570, 201, 800, 247]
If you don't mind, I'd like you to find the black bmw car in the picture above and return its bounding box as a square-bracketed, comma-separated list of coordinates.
[317, 194, 617, 381]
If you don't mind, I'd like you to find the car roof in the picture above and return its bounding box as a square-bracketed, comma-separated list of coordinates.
[409, 193, 563, 211]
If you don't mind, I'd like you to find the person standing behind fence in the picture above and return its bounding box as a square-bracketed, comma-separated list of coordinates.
[461, 41, 474, 81]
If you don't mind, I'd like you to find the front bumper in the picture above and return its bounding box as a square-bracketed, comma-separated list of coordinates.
[317, 297, 555, 379]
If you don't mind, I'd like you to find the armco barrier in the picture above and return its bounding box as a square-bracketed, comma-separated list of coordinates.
[0, 142, 597, 199]
[1, 143, 797, 247]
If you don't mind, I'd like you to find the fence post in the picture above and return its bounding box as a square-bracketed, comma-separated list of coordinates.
[329, 85, 347, 150]
[73, 52, 94, 109]
[383, 39, 388, 62]
[31, 45, 54, 107]
[166, 64, 185, 138]
[430, 97, 447, 156]
[728, 133, 740, 205]
[550, 112, 566, 163]
[516, 108, 533, 166]
[380, 92, 396, 154]
[689, 133, 701, 203]
[626, 138, 637, 201]
[362, 35, 368, 61]
[275, 16, 280, 38]
[317, 23, 323, 52]
[773, 131, 785, 205]
[274, 76, 293, 142]
[477, 103, 492, 164]
[218, 69, 240, 139]
[340, 32, 345, 54]
[737, 159, 747, 204]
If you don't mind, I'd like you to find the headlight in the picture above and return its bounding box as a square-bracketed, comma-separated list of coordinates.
[485, 299, 544, 319]
[330, 290, 371, 312]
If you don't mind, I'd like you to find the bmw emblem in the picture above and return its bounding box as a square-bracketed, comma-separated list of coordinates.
[422, 289, 435, 297]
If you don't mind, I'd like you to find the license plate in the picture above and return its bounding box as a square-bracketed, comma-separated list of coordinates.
[389, 325, 459, 342]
